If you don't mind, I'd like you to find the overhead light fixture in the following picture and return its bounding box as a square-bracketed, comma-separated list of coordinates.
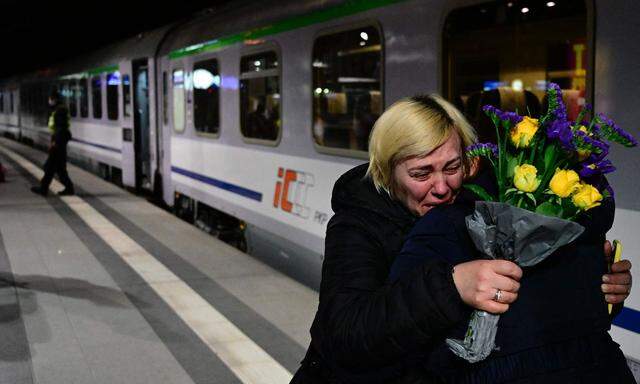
[360, 32, 369, 41]
[511, 79, 524, 91]
[546, 1, 556, 6]
[193, 69, 220, 89]
[521, 7, 530, 13]
[507, 2, 514, 7]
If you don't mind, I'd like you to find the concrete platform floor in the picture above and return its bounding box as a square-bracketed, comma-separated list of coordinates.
[0, 138, 317, 384]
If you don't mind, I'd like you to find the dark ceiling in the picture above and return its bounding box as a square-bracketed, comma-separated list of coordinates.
[0, 1, 234, 78]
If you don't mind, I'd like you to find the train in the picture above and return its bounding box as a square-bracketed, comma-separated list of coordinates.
[0, 0, 639, 373]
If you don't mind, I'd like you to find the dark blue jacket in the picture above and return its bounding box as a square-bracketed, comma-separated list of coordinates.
[388, 174, 634, 383]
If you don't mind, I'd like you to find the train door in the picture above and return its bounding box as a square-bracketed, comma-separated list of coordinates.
[133, 59, 152, 192]
[120, 61, 136, 187]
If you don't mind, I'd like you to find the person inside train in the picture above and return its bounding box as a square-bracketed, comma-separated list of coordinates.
[291, 95, 633, 384]
[31, 91, 75, 196]
[351, 92, 377, 151]
[246, 101, 270, 139]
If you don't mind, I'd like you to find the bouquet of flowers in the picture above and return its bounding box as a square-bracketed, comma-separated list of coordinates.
[447, 83, 638, 363]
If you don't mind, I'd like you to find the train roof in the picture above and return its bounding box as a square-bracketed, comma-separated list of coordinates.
[9, 0, 372, 84]
[15, 25, 172, 84]
[156, 0, 344, 58]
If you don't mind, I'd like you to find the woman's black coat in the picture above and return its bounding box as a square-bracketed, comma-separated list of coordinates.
[292, 164, 469, 384]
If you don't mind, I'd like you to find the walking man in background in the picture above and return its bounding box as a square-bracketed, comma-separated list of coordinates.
[31, 91, 75, 196]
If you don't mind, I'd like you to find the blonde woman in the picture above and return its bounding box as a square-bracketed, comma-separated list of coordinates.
[291, 95, 632, 384]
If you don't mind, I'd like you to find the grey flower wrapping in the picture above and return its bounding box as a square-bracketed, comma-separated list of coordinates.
[446, 201, 584, 363]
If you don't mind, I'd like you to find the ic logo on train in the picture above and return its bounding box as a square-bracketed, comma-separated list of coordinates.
[273, 167, 315, 219]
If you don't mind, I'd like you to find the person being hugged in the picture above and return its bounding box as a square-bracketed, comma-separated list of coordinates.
[291, 93, 633, 384]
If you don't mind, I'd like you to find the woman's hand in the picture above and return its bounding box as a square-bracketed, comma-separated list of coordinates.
[452, 260, 522, 314]
[603, 240, 632, 304]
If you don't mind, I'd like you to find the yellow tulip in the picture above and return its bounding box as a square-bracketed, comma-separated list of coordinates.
[572, 183, 603, 211]
[510, 117, 539, 148]
[549, 169, 580, 198]
[513, 164, 540, 192]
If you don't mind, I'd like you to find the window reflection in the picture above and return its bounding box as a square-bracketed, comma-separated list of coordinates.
[91, 76, 102, 119]
[122, 74, 131, 118]
[173, 69, 185, 132]
[240, 51, 280, 142]
[312, 25, 382, 152]
[69, 80, 78, 117]
[106, 72, 119, 120]
[444, 0, 587, 143]
[193, 59, 220, 134]
[79, 78, 89, 118]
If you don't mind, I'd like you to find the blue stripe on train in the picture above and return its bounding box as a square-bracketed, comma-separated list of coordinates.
[613, 306, 640, 334]
[171, 166, 263, 202]
[71, 138, 122, 153]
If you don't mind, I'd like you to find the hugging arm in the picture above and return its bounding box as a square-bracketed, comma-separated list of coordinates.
[583, 183, 633, 310]
[311, 212, 467, 373]
[393, 208, 521, 315]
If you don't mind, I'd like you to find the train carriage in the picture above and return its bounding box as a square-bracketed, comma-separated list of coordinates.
[0, 0, 638, 372]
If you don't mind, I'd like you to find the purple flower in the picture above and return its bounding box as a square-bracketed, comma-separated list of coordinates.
[578, 159, 616, 178]
[502, 111, 524, 124]
[547, 83, 568, 122]
[586, 148, 609, 163]
[596, 113, 638, 147]
[574, 129, 609, 154]
[482, 105, 499, 115]
[546, 120, 575, 150]
[466, 143, 498, 159]
[482, 105, 523, 124]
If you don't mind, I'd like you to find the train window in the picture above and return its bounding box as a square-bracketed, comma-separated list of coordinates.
[79, 78, 89, 118]
[162, 71, 168, 125]
[61, 81, 71, 112]
[312, 25, 382, 153]
[122, 74, 132, 118]
[60, 82, 67, 106]
[193, 58, 220, 135]
[69, 80, 78, 117]
[91, 76, 103, 119]
[443, 0, 588, 143]
[240, 50, 281, 142]
[173, 69, 185, 133]
[0, 92, 4, 113]
[106, 72, 120, 120]
[10, 92, 14, 113]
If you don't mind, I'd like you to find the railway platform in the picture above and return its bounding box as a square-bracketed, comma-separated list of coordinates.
[0, 138, 315, 384]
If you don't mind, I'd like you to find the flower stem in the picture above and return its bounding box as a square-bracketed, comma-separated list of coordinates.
[534, 143, 560, 201]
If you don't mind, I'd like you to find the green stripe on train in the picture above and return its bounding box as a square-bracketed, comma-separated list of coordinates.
[61, 65, 120, 80]
[169, 0, 405, 60]
[86, 65, 119, 76]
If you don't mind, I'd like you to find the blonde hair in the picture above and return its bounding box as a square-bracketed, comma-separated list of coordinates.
[366, 94, 477, 197]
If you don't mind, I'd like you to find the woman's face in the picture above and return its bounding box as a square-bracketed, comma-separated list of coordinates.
[394, 133, 465, 216]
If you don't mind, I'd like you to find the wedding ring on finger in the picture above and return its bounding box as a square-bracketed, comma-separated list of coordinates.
[493, 288, 503, 303]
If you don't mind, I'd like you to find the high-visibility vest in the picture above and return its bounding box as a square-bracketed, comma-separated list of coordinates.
[48, 106, 70, 134]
